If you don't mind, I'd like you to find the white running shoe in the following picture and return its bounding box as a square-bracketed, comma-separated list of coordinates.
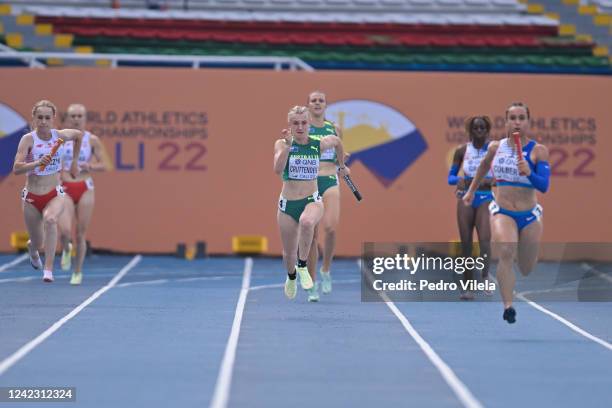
[27, 240, 43, 270]
[43, 269, 54, 283]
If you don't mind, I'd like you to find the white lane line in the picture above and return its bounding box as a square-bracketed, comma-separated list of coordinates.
[210, 257, 253, 408]
[0, 255, 142, 376]
[116, 279, 169, 288]
[516, 292, 612, 351]
[115, 276, 225, 288]
[517, 287, 574, 297]
[249, 278, 360, 292]
[362, 260, 483, 408]
[511, 266, 612, 351]
[0, 254, 28, 273]
[0, 276, 37, 284]
[248, 283, 283, 291]
[383, 300, 484, 408]
[0, 274, 232, 287]
[177, 276, 225, 283]
[581, 263, 612, 284]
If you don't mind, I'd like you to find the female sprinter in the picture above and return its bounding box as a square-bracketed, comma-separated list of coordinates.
[274, 106, 348, 301]
[306, 90, 344, 297]
[58, 103, 112, 285]
[448, 116, 493, 299]
[463, 102, 550, 323]
[12, 100, 82, 282]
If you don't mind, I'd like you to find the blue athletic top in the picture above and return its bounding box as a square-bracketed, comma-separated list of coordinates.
[492, 138, 537, 189]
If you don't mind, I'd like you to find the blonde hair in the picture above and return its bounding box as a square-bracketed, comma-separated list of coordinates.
[288, 105, 309, 121]
[67, 103, 86, 113]
[32, 100, 57, 117]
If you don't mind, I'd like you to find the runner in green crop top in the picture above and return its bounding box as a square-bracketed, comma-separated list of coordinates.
[274, 105, 349, 302]
[306, 91, 346, 296]
[281, 136, 321, 183]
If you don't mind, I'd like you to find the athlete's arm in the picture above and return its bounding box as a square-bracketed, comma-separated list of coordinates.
[334, 124, 343, 139]
[320, 135, 345, 163]
[13, 134, 44, 175]
[448, 145, 466, 186]
[59, 129, 83, 178]
[321, 135, 350, 176]
[524, 144, 550, 193]
[273, 129, 292, 175]
[88, 134, 114, 172]
[58, 128, 83, 143]
[335, 125, 350, 161]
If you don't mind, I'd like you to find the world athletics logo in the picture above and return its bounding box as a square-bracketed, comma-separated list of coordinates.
[326, 100, 428, 187]
[0, 102, 29, 183]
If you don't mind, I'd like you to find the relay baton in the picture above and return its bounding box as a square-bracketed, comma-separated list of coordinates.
[512, 131, 524, 175]
[39, 138, 64, 171]
[343, 174, 363, 201]
[512, 131, 522, 154]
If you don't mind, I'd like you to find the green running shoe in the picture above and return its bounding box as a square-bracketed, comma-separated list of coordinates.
[61, 242, 72, 271]
[70, 271, 82, 285]
[284, 275, 297, 299]
[307, 282, 320, 302]
[320, 270, 332, 294]
[295, 266, 313, 290]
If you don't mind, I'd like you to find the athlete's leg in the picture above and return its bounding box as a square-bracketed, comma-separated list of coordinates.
[41, 196, 65, 275]
[474, 202, 493, 295]
[23, 202, 43, 269]
[320, 186, 340, 273]
[474, 202, 492, 278]
[457, 199, 476, 299]
[306, 226, 320, 302]
[278, 211, 299, 274]
[517, 218, 543, 277]
[278, 210, 299, 299]
[297, 202, 324, 265]
[58, 196, 75, 271]
[457, 200, 475, 257]
[491, 214, 519, 309]
[74, 190, 95, 275]
[295, 202, 324, 290]
[320, 187, 339, 294]
[58, 196, 74, 250]
[307, 225, 319, 282]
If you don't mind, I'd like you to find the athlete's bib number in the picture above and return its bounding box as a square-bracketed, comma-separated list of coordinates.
[287, 156, 318, 180]
[320, 148, 335, 161]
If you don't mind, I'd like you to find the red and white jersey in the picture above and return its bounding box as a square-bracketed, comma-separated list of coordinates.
[63, 131, 92, 171]
[29, 129, 64, 176]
